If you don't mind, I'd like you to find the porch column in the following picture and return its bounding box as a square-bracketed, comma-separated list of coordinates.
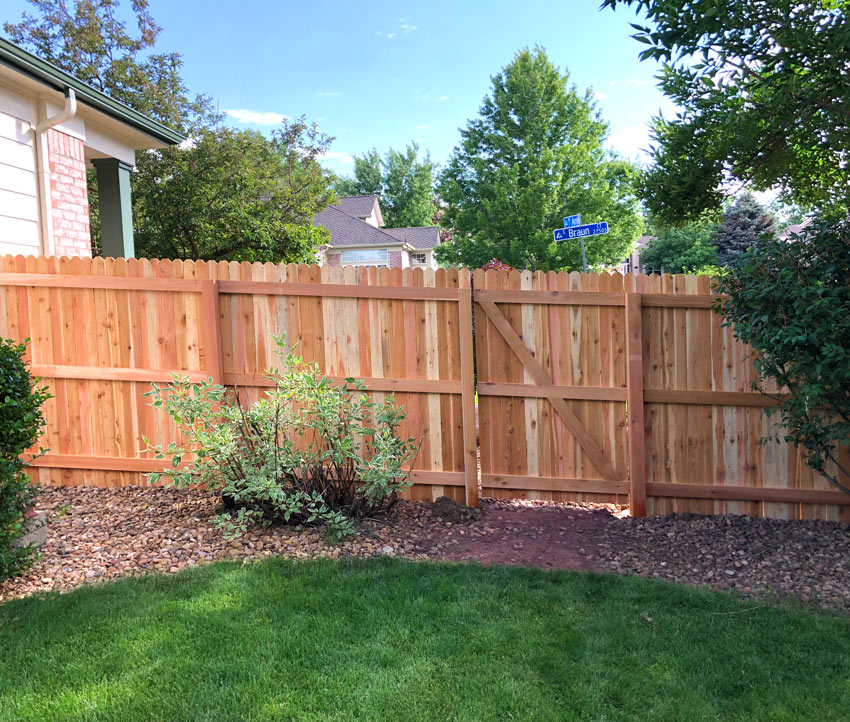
[92, 158, 135, 258]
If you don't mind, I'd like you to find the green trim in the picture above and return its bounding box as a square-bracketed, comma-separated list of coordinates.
[0, 38, 184, 146]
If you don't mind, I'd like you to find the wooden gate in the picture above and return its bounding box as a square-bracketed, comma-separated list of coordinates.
[472, 269, 637, 507]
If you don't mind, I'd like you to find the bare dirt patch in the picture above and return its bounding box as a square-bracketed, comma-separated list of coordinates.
[3, 486, 850, 612]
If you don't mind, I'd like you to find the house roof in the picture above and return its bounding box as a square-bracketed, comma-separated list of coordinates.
[0, 38, 184, 146]
[383, 226, 441, 250]
[314, 205, 404, 248]
[335, 195, 382, 223]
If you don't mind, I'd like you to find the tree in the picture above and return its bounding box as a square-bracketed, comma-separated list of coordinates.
[133, 120, 333, 262]
[712, 193, 777, 266]
[640, 221, 719, 274]
[603, 0, 850, 223]
[435, 47, 643, 271]
[716, 218, 850, 494]
[336, 143, 435, 228]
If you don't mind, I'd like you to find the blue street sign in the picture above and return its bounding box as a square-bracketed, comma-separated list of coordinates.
[563, 214, 581, 228]
[553, 222, 608, 242]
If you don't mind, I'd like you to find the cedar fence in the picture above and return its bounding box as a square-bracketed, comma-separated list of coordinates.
[1, 254, 848, 522]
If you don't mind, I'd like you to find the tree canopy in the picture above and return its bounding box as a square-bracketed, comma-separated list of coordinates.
[603, 0, 850, 223]
[435, 47, 643, 271]
[336, 143, 435, 228]
[133, 120, 333, 262]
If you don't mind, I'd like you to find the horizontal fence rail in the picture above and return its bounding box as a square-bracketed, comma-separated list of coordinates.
[1, 254, 848, 522]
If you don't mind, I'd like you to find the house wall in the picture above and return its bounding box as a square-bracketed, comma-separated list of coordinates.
[0, 84, 40, 256]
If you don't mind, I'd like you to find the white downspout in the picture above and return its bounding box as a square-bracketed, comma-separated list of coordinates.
[34, 88, 77, 256]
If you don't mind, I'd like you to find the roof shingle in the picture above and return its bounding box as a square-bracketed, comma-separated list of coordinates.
[383, 226, 441, 250]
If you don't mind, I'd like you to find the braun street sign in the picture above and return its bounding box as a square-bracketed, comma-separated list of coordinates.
[553, 222, 609, 242]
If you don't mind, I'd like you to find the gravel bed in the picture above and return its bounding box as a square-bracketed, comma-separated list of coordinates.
[597, 513, 850, 612]
[3, 486, 850, 613]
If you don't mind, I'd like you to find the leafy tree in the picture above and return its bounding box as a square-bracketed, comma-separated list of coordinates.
[1, 339, 50, 582]
[435, 47, 643, 271]
[7, 0, 335, 263]
[336, 143, 435, 228]
[716, 218, 850, 494]
[336, 150, 382, 197]
[133, 120, 334, 262]
[603, 0, 850, 223]
[640, 221, 718, 274]
[712, 193, 777, 266]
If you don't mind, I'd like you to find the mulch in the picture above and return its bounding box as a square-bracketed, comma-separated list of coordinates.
[3, 486, 850, 612]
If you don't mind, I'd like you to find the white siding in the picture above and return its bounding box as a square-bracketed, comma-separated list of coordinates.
[0, 105, 39, 256]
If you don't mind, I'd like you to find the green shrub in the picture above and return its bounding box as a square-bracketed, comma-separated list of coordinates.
[0, 338, 50, 581]
[715, 217, 850, 492]
[145, 337, 418, 538]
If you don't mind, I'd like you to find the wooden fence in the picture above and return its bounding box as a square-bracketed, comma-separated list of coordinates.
[1, 255, 848, 521]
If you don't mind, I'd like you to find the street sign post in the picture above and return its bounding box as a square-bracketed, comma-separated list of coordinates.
[552, 220, 609, 273]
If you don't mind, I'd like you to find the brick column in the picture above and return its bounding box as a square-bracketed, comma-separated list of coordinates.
[47, 129, 91, 257]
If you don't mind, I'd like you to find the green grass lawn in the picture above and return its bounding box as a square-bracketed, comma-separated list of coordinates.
[1, 559, 849, 721]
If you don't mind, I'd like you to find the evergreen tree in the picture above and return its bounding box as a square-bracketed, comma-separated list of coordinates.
[435, 47, 642, 271]
[713, 193, 777, 265]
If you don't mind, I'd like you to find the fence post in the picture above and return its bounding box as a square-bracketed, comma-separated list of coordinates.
[625, 290, 647, 517]
[458, 286, 479, 507]
[201, 279, 224, 385]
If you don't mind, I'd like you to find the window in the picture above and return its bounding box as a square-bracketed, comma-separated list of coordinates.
[340, 249, 388, 264]
[410, 252, 427, 265]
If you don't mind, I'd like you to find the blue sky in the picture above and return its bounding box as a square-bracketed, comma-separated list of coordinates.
[6, 0, 677, 176]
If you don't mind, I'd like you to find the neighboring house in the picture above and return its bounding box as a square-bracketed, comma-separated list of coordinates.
[314, 195, 441, 269]
[0, 38, 183, 259]
[606, 235, 654, 274]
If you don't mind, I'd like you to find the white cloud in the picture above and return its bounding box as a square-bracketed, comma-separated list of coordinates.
[609, 81, 617, 86]
[226, 109, 286, 124]
[607, 124, 652, 159]
[437, 95, 448, 102]
[414, 124, 430, 129]
[594, 91, 607, 101]
[317, 91, 340, 97]
[378, 20, 417, 39]
[624, 79, 650, 87]
[318, 151, 354, 164]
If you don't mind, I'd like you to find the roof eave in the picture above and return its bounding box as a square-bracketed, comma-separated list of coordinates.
[0, 38, 185, 146]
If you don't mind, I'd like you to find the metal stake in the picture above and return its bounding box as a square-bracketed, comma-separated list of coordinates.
[580, 238, 588, 273]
